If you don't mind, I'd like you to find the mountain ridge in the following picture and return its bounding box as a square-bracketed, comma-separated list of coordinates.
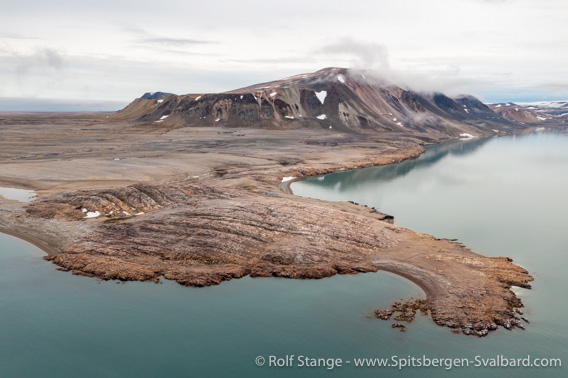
[115, 67, 521, 140]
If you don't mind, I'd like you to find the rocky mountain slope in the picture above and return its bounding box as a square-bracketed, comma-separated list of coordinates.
[116, 68, 519, 140]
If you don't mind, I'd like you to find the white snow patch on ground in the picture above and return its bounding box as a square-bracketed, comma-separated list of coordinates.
[459, 133, 476, 140]
[281, 176, 296, 183]
[337, 75, 345, 83]
[285, 116, 294, 119]
[270, 92, 277, 97]
[317, 114, 327, 120]
[535, 127, 545, 132]
[495, 104, 502, 108]
[537, 116, 547, 121]
[464, 108, 469, 113]
[82, 208, 87, 213]
[157, 99, 164, 103]
[240, 95, 243, 99]
[396, 122, 403, 127]
[329, 126, 332, 129]
[393, 118, 397, 121]
[84, 211, 101, 219]
[114, 158, 120, 161]
[155, 115, 169, 123]
[493, 129, 499, 132]
[215, 118, 220, 122]
[135, 212, 145, 216]
[515, 108, 519, 111]
[195, 96, 201, 101]
[315, 90, 327, 104]
[123, 211, 130, 215]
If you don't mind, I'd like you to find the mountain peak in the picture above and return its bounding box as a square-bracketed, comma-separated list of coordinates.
[141, 92, 176, 100]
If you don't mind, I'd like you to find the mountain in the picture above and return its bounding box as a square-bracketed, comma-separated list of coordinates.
[489, 101, 568, 124]
[141, 92, 176, 100]
[116, 68, 519, 139]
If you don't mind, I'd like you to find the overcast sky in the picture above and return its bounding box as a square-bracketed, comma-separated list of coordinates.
[1, 0, 567, 110]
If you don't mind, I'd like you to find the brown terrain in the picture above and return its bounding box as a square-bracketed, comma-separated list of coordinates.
[0, 69, 541, 337]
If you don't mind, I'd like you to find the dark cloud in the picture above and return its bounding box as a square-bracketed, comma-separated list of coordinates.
[531, 82, 568, 92]
[120, 24, 216, 48]
[16, 48, 66, 76]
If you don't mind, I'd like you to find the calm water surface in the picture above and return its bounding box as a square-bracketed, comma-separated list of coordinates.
[1, 132, 567, 377]
[0, 187, 36, 202]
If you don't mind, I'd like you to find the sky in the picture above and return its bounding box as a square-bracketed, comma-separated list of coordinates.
[1, 0, 567, 111]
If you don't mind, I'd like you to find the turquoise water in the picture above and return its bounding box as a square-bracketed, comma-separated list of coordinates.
[1, 132, 567, 377]
[292, 132, 568, 376]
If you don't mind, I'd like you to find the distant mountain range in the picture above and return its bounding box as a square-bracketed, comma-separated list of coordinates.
[489, 101, 568, 124]
[116, 68, 562, 140]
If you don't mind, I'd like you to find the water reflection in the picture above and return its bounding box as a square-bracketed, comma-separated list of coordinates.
[297, 137, 492, 191]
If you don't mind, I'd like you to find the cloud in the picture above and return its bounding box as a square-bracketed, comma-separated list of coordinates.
[318, 38, 475, 94]
[390, 66, 479, 95]
[471, 0, 509, 3]
[318, 38, 390, 72]
[530, 82, 568, 92]
[224, 57, 308, 64]
[120, 24, 216, 49]
[0, 32, 42, 40]
[136, 37, 215, 46]
[16, 48, 67, 76]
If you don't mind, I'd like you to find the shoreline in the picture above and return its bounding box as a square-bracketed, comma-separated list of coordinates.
[0, 225, 57, 256]
[280, 144, 427, 196]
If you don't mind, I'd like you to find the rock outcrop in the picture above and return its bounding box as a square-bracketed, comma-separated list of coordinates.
[25, 182, 533, 336]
